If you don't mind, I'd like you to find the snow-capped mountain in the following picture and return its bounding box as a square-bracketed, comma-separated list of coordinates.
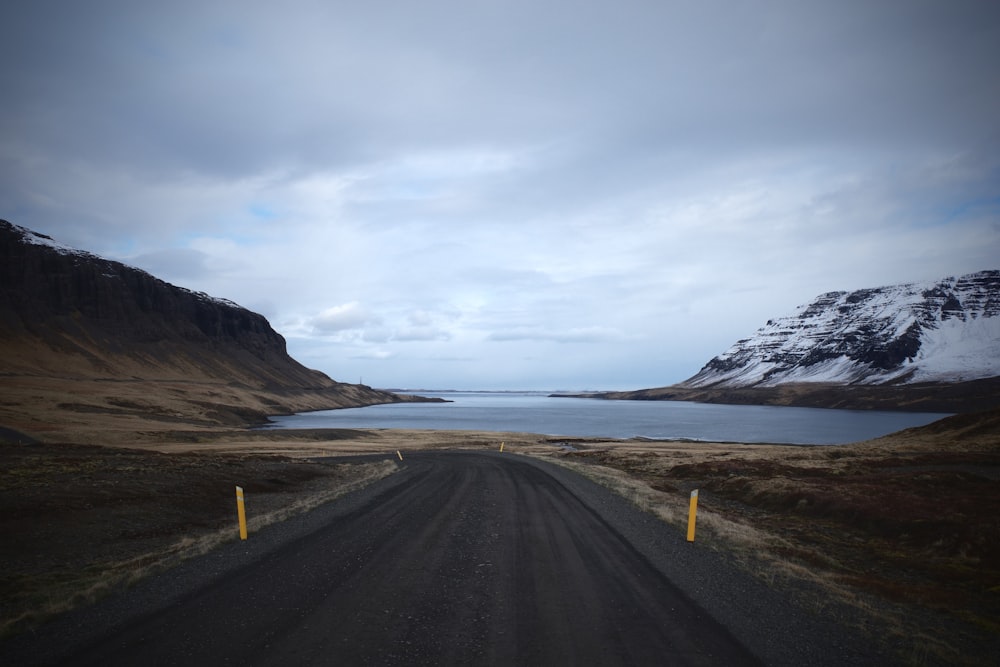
[682, 271, 1000, 387]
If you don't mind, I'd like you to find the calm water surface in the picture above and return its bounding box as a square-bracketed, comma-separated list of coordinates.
[261, 391, 952, 445]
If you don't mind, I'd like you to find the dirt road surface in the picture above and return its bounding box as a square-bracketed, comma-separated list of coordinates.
[3, 452, 884, 666]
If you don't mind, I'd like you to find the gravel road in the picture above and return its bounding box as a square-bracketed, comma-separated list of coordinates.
[1, 451, 888, 665]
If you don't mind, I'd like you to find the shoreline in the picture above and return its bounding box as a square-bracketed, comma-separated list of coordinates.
[553, 376, 1000, 414]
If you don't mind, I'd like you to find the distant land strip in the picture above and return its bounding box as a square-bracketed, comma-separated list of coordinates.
[553, 377, 1000, 414]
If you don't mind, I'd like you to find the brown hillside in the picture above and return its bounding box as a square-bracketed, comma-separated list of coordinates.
[0, 220, 432, 438]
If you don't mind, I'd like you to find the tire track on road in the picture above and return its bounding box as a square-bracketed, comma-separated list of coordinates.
[11, 451, 884, 665]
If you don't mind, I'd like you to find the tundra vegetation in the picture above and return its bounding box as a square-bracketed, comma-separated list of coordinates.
[1, 407, 998, 666]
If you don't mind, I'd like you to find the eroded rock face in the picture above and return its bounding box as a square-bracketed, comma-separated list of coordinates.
[683, 270, 1000, 388]
[1, 220, 332, 389]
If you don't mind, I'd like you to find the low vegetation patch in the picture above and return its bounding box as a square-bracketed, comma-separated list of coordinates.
[551, 436, 1000, 667]
[0, 441, 397, 638]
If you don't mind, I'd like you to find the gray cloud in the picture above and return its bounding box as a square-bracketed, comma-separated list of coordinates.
[308, 303, 380, 334]
[2, 0, 999, 389]
[130, 248, 215, 281]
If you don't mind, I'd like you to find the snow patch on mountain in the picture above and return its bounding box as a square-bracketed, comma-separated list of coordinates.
[17, 222, 97, 256]
[7, 220, 241, 310]
[913, 316, 1000, 382]
[683, 271, 1000, 387]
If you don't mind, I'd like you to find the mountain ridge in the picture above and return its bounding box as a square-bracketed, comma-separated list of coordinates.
[561, 271, 1000, 412]
[683, 270, 1000, 388]
[0, 219, 432, 436]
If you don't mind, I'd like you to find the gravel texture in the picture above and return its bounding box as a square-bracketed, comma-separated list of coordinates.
[1, 451, 891, 666]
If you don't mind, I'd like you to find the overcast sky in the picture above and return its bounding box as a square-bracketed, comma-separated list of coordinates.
[2, 1, 999, 390]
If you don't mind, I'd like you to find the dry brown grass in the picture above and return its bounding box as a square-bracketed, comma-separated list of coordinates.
[537, 418, 1000, 667]
[0, 441, 398, 639]
[2, 380, 998, 664]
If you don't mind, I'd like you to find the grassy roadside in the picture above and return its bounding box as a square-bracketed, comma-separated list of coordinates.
[539, 423, 1000, 667]
[0, 427, 540, 640]
[0, 441, 398, 639]
[2, 411, 997, 666]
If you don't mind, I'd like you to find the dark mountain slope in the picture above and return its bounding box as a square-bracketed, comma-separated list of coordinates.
[0, 220, 428, 433]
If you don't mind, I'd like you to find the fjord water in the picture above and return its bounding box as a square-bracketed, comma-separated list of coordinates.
[261, 392, 951, 445]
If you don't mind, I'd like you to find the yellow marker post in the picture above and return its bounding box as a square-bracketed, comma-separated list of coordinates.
[236, 485, 248, 540]
[686, 489, 699, 542]
[397, 450, 403, 461]
[499, 442, 504, 453]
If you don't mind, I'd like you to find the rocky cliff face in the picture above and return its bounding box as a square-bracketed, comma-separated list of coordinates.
[682, 271, 1000, 388]
[0, 220, 410, 420]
